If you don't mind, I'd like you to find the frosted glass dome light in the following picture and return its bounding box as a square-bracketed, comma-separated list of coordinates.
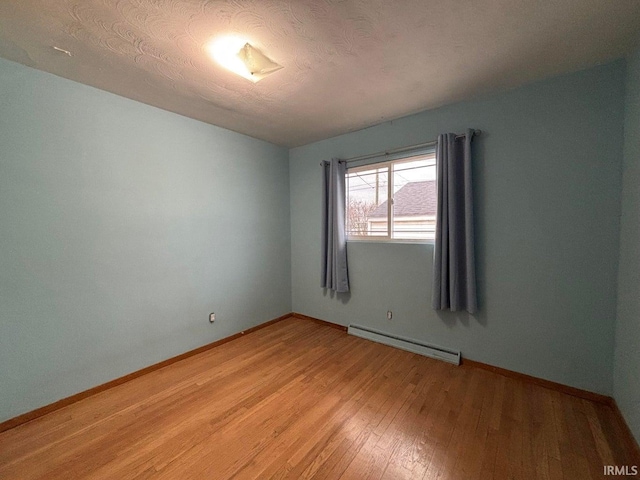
[208, 37, 282, 83]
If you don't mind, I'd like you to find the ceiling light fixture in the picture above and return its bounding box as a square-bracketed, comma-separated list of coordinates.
[207, 36, 282, 83]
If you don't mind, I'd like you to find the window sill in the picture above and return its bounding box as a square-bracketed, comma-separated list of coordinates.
[347, 238, 434, 245]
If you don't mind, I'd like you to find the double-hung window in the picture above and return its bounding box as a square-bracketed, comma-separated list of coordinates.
[345, 149, 436, 241]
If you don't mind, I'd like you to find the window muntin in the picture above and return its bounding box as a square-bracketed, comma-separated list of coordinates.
[345, 151, 436, 241]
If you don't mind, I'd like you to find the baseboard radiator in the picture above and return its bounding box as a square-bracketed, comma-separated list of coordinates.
[347, 324, 461, 365]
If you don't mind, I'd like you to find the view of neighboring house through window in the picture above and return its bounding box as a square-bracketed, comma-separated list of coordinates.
[345, 151, 436, 241]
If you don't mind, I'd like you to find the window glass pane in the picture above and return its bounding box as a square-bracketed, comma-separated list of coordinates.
[345, 150, 437, 242]
[346, 166, 389, 237]
[392, 153, 436, 240]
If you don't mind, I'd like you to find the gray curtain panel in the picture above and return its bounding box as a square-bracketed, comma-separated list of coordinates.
[432, 129, 478, 313]
[321, 158, 350, 293]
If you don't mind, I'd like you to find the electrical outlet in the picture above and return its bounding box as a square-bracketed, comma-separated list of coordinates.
[387, 311, 392, 320]
[209, 313, 215, 323]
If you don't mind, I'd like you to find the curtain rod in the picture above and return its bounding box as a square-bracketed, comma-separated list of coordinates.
[320, 129, 481, 166]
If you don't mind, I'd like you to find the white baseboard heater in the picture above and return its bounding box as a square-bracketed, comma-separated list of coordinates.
[347, 324, 461, 365]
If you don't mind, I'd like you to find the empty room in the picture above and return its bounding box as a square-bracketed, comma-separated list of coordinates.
[1, 0, 639, 478]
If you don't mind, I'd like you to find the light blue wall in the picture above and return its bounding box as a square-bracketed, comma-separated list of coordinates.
[614, 47, 640, 443]
[1, 52, 632, 425]
[290, 62, 625, 395]
[0, 58, 291, 422]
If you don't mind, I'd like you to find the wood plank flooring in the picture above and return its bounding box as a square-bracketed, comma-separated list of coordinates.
[0, 317, 637, 479]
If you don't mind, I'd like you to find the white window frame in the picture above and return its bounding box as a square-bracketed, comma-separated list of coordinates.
[346, 149, 436, 244]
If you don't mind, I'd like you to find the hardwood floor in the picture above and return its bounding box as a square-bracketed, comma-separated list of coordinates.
[0, 317, 637, 479]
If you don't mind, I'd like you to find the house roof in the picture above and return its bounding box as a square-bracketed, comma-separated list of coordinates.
[369, 181, 437, 218]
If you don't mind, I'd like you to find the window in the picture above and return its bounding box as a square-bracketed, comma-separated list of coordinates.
[345, 151, 436, 241]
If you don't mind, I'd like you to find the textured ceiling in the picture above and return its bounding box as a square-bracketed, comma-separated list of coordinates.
[1, 0, 640, 147]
